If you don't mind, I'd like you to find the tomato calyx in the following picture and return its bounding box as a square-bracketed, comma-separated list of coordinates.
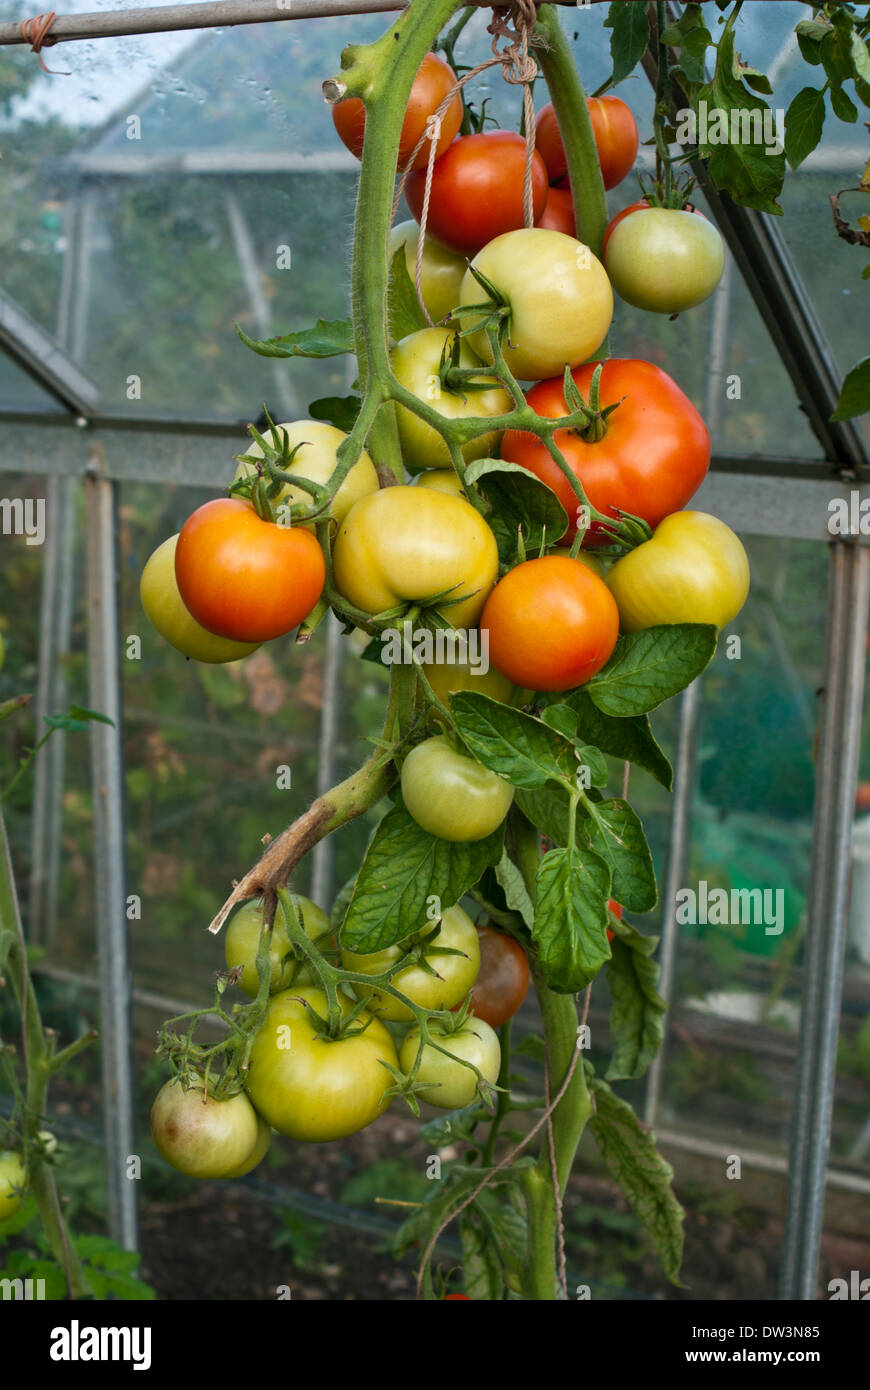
[448, 263, 512, 356]
[232, 416, 333, 526]
[437, 331, 505, 401]
[561, 361, 623, 445]
[635, 169, 699, 212]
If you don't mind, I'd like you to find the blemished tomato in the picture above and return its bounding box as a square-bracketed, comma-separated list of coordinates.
[150, 1079, 260, 1180]
[459, 228, 612, 381]
[222, 1115, 271, 1179]
[224, 894, 333, 997]
[606, 511, 750, 632]
[175, 498, 325, 643]
[235, 420, 379, 528]
[0, 1150, 26, 1222]
[535, 185, 576, 237]
[389, 220, 467, 323]
[332, 52, 462, 171]
[245, 987, 398, 1141]
[391, 328, 511, 472]
[536, 96, 639, 190]
[415, 468, 465, 498]
[341, 904, 480, 1022]
[140, 534, 261, 663]
[469, 924, 530, 1028]
[605, 207, 724, 314]
[400, 1017, 501, 1109]
[481, 555, 619, 693]
[332, 485, 499, 629]
[401, 735, 514, 841]
[405, 131, 548, 257]
[500, 359, 710, 545]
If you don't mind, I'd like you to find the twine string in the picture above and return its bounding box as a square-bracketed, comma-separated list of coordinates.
[20, 12, 70, 76]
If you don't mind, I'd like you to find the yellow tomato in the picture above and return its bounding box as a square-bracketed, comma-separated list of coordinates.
[606, 511, 750, 631]
[389, 219, 467, 323]
[391, 328, 511, 472]
[235, 420, 379, 526]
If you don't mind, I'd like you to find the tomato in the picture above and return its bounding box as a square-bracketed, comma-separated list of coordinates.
[601, 199, 649, 255]
[175, 498, 325, 643]
[391, 328, 511, 472]
[399, 1017, 501, 1109]
[606, 899, 622, 944]
[222, 1115, 271, 1179]
[605, 511, 750, 632]
[605, 207, 724, 314]
[0, 1150, 26, 1222]
[235, 420, 379, 528]
[224, 894, 333, 998]
[458, 228, 612, 381]
[405, 131, 549, 257]
[401, 735, 514, 841]
[245, 987, 398, 1141]
[341, 904, 480, 1022]
[150, 1079, 260, 1180]
[422, 648, 520, 708]
[500, 359, 710, 545]
[535, 96, 639, 189]
[140, 534, 261, 664]
[535, 185, 576, 237]
[469, 924, 530, 1028]
[480, 555, 619, 693]
[332, 52, 462, 172]
[415, 468, 465, 498]
[332, 485, 499, 629]
[389, 220, 467, 323]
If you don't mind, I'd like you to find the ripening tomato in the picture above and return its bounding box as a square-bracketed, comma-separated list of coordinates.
[480, 555, 619, 693]
[500, 359, 710, 545]
[422, 648, 520, 708]
[469, 924, 530, 1028]
[332, 52, 462, 171]
[222, 1115, 271, 1179]
[458, 228, 612, 381]
[401, 735, 514, 841]
[175, 498, 325, 643]
[405, 131, 548, 257]
[389, 220, 467, 323]
[400, 1017, 501, 1109]
[605, 207, 724, 314]
[0, 1150, 26, 1222]
[391, 327, 511, 472]
[341, 904, 480, 1022]
[141, 534, 261, 663]
[246, 987, 398, 1141]
[606, 511, 750, 631]
[224, 894, 334, 997]
[535, 184, 576, 237]
[601, 201, 707, 256]
[607, 898, 622, 943]
[535, 96, 638, 190]
[414, 468, 465, 498]
[150, 1079, 260, 1180]
[234, 420, 379, 528]
[332, 485, 499, 628]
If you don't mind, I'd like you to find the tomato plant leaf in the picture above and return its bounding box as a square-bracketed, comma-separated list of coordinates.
[514, 785, 575, 848]
[418, 1104, 481, 1147]
[585, 624, 717, 717]
[604, 0, 650, 86]
[850, 30, 870, 86]
[566, 690, 673, 791]
[582, 798, 657, 914]
[341, 802, 503, 952]
[605, 933, 667, 1082]
[831, 356, 870, 421]
[464, 459, 568, 566]
[696, 28, 785, 213]
[829, 82, 858, 123]
[460, 1213, 504, 1300]
[663, 4, 713, 91]
[533, 845, 611, 993]
[587, 1076, 685, 1285]
[795, 19, 826, 67]
[308, 394, 361, 432]
[388, 247, 428, 341]
[450, 691, 575, 790]
[494, 851, 534, 929]
[235, 318, 354, 359]
[784, 86, 827, 169]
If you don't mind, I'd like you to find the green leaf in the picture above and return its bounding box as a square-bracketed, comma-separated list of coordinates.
[513, 785, 575, 848]
[515, 1032, 547, 1061]
[44, 714, 90, 733]
[464, 459, 568, 566]
[450, 691, 575, 790]
[583, 798, 657, 914]
[585, 625, 717, 717]
[388, 247, 428, 341]
[850, 31, 870, 86]
[567, 690, 673, 791]
[533, 845, 611, 993]
[494, 851, 534, 929]
[831, 357, 870, 421]
[235, 318, 354, 359]
[697, 28, 785, 213]
[418, 1104, 481, 1147]
[308, 394, 361, 432]
[604, 0, 650, 85]
[856, 74, 870, 108]
[784, 86, 827, 169]
[460, 1213, 504, 1300]
[341, 803, 503, 952]
[588, 1077, 685, 1285]
[830, 83, 859, 123]
[795, 27, 824, 67]
[606, 931, 667, 1081]
[68, 704, 114, 726]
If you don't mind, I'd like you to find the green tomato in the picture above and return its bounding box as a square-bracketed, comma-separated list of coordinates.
[150, 1079, 260, 1179]
[221, 1115, 271, 1179]
[341, 903, 480, 1022]
[140, 534, 261, 664]
[389, 219, 467, 323]
[400, 1018, 501, 1109]
[0, 1150, 26, 1222]
[401, 735, 514, 842]
[234, 419, 379, 528]
[391, 327, 511, 473]
[604, 208, 724, 314]
[224, 894, 333, 997]
[245, 987, 398, 1142]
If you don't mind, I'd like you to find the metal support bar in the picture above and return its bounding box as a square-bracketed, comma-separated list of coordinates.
[780, 541, 870, 1299]
[0, 290, 99, 418]
[84, 448, 138, 1252]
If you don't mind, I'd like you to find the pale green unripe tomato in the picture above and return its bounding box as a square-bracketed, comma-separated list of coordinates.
[224, 894, 333, 997]
[150, 1080, 260, 1180]
[605, 207, 725, 314]
[401, 735, 514, 842]
[389, 219, 467, 324]
[400, 1018, 501, 1109]
[341, 904, 480, 1022]
[234, 420, 379, 527]
[0, 1150, 27, 1222]
[221, 1115, 271, 1179]
[391, 328, 511, 473]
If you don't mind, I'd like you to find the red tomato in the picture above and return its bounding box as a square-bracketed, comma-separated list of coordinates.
[443, 1294, 470, 1300]
[535, 97, 638, 190]
[469, 924, 530, 1028]
[500, 359, 710, 546]
[535, 185, 576, 237]
[332, 52, 462, 172]
[480, 556, 619, 693]
[601, 200, 708, 256]
[405, 131, 549, 257]
[607, 899, 622, 943]
[175, 498, 325, 643]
